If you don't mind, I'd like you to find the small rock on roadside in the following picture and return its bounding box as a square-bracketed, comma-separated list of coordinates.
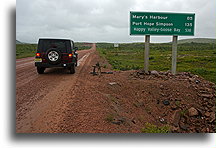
[159, 117, 167, 124]
[109, 82, 118, 86]
[163, 100, 170, 106]
[200, 93, 213, 99]
[172, 110, 181, 127]
[204, 112, 211, 117]
[170, 126, 179, 132]
[188, 107, 199, 117]
[111, 117, 126, 125]
[195, 80, 200, 84]
[209, 112, 215, 123]
[179, 122, 189, 131]
[111, 120, 121, 125]
[188, 78, 195, 82]
[151, 70, 159, 75]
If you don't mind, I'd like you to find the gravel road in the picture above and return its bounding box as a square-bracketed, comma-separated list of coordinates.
[16, 44, 97, 133]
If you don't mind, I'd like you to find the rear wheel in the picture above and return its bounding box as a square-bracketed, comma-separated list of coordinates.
[69, 64, 75, 74]
[37, 67, 45, 74]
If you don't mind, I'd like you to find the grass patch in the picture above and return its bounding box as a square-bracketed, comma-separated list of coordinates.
[96, 42, 216, 84]
[141, 122, 170, 133]
[75, 42, 92, 50]
[16, 44, 37, 59]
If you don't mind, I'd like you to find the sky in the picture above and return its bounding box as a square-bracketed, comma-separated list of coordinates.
[16, 0, 216, 43]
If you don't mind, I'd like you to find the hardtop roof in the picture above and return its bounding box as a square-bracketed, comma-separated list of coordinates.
[39, 38, 72, 41]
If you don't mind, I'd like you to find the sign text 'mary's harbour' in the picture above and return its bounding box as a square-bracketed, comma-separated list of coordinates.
[130, 12, 195, 36]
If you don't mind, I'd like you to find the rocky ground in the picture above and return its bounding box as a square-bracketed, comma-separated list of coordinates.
[57, 50, 215, 133]
[73, 53, 216, 133]
[118, 70, 215, 133]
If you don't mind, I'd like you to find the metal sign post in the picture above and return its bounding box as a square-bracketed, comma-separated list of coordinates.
[144, 35, 150, 73]
[171, 36, 178, 74]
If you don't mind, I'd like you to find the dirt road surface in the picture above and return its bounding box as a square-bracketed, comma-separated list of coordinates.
[16, 44, 215, 133]
[16, 44, 108, 133]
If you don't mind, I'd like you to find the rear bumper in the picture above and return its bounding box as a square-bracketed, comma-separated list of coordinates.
[35, 62, 74, 68]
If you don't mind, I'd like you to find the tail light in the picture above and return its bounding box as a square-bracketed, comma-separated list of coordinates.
[36, 53, 41, 57]
[68, 53, 73, 58]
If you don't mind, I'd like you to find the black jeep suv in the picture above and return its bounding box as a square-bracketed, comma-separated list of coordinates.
[35, 38, 78, 74]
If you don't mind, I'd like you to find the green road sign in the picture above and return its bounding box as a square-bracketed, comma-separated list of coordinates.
[130, 12, 195, 36]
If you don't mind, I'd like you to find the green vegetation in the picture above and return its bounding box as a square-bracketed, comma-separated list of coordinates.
[75, 42, 92, 50]
[175, 101, 181, 107]
[177, 38, 216, 44]
[105, 114, 115, 122]
[141, 122, 170, 133]
[97, 42, 216, 84]
[16, 44, 37, 59]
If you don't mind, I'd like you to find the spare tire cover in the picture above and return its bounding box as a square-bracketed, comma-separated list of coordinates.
[46, 48, 62, 65]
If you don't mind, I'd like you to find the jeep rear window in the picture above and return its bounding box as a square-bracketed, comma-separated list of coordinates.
[38, 40, 68, 52]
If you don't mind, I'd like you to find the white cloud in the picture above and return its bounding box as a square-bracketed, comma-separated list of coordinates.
[16, 0, 216, 43]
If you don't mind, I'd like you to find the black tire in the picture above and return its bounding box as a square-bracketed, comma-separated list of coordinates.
[69, 64, 75, 74]
[46, 48, 62, 65]
[37, 67, 45, 74]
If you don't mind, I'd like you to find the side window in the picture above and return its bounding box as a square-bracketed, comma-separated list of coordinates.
[65, 41, 71, 52]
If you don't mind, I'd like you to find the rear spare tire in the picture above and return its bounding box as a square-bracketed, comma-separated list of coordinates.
[46, 48, 61, 65]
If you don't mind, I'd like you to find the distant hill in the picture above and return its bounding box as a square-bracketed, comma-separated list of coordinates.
[16, 40, 23, 44]
[178, 38, 216, 44]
